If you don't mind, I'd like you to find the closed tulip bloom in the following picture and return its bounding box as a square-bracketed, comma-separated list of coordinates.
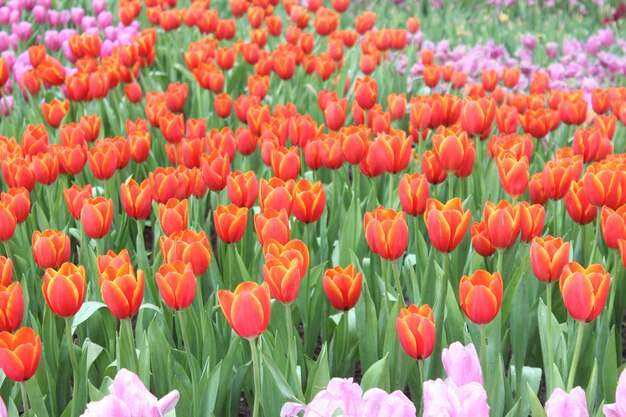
[495, 105, 519, 135]
[322, 265, 362, 311]
[156, 261, 196, 311]
[340, 126, 370, 165]
[424, 198, 472, 253]
[421, 150, 447, 185]
[214, 205, 248, 243]
[559, 262, 610, 322]
[396, 304, 436, 360]
[227, 170, 259, 208]
[263, 256, 301, 303]
[363, 208, 409, 261]
[496, 152, 528, 199]
[259, 178, 294, 214]
[593, 115, 616, 140]
[369, 130, 412, 174]
[270, 146, 300, 181]
[583, 166, 626, 210]
[543, 159, 579, 200]
[218, 281, 271, 339]
[545, 387, 589, 417]
[0, 257, 11, 287]
[519, 108, 553, 139]
[32, 151, 59, 185]
[560, 99, 587, 125]
[460, 97, 496, 137]
[482, 200, 520, 249]
[63, 184, 92, 220]
[324, 98, 348, 131]
[573, 127, 612, 163]
[0, 282, 24, 332]
[530, 236, 570, 283]
[100, 263, 145, 320]
[388, 93, 407, 120]
[2, 157, 36, 192]
[292, 179, 326, 223]
[518, 202, 546, 242]
[158, 198, 188, 237]
[410, 99, 433, 132]
[0, 204, 16, 242]
[201, 151, 231, 192]
[80, 197, 113, 239]
[32, 230, 71, 269]
[529, 173, 548, 205]
[165, 82, 188, 113]
[120, 179, 152, 220]
[601, 206, 626, 249]
[398, 173, 430, 216]
[471, 221, 496, 257]
[42, 262, 86, 317]
[1, 188, 30, 224]
[565, 180, 597, 225]
[149, 167, 191, 204]
[432, 129, 474, 174]
[160, 230, 212, 276]
[354, 76, 378, 110]
[263, 239, 310, 280]
[254, 209, 290, 245]
[0, 327, 41, 382]
[502, 67, 520, 88]
[159, 112, 185, 144]
[459, 270, 503, 324]
[87, 144, 118, 181]
[41, 99, 69, 128]
[129, 131, 151, 163]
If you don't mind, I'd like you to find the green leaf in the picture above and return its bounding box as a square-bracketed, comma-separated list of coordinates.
[360, 353, 390, 392]
[305, 344, 330, 401]
[260, 348, 298, 402]
[527, 383, 547, 417]
[72, 302, 107, 333]
[603, 327, 618, 404]
[338, 188, 361, 266]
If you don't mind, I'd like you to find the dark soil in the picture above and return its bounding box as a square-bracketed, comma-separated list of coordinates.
[239, 397, 250, 417]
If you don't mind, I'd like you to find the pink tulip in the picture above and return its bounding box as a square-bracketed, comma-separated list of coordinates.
[80, 396, 131, 417]
[108, 369, 179, 417]
[70, 7, 84, 25]
[545, 387, 588, 417]
[0, 395, 6, 417]
[92, 0, 106, 15]
[604, 368, 626, 417]
[442, 342, 483, 387]
[423, 378, 489, 417]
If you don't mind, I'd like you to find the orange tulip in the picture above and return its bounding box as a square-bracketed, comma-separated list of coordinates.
[0, 256, 11, 287]
[254, 209, 290, 245]
[424, 198, 471, 253]
[218, 281, 271, 339]
[594, 114, 616, 140]
[591, 89, 610, 114]
[502, 67, 520, 88]
[158, 198, 188, 237]
[421, 150, 447, 185]
[0, 327, 41, 382]
[87, 143, 118, 181]
[423, 65, 440, 88]
[100, 263, 145, 320]
[529, 173, 548, 205]
[560, 98, 587, 125]
[459, 270, 503, 324]
[63, 184, 92, 220]
[396, 304, 436, 360]
[270, 146, 300, 181]
[518, 202, 546, 242]
[292, 179, 326, 223]
[481, 69, 499, 92]
[165, 82, 188, 113]
[398, 173, 430, 216]
[496, 153, 528, 199]
[565, 180, 597, 225]
[42, 262, 86, 317]
[432, 129, 475, 175]
[559, 262, 609, 322]
[156, 261, 196, 311]
[369, 130, 412, 174]
[324, 98, 348, 131]
[214, 205, 249, 244]
[227, 170, 259, 208]
[32, 230, 71, 270]
[0, 203, 16, 242]
[262, 256, 301, 303]
[263, 239, 310, 280]
[322, 265, 362, 311]
[160, 230, 212, 276]
[542, 159, 580, 200]
[120, 178, 152, 220]
[471, 221, 496, 257]
[41, 100, 69, 128]
[354, 76, 378, 110]
[583, 164, 626, 209]
[259, 178, 294, 214]
[80, 197, 114, 239]
[600, 206, 626, 249]
[482, 200, 520, 249]
[0, 282, 23, 332]
[1, 187, 30, 224]
[495, 105, 518, 135]
[460, 96, 496, 137]
[363, 207, 408, 261]
[530, 236, 570, 283]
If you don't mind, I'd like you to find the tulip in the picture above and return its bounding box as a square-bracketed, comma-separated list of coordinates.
[129, 131, 151, 163]
[530, 237, 570, 283]
[80, 197, 114, 239]
[496, 153, 528, 199]
[0, 282, 23, 332]
[354, 76, 378, 110]
[259, 178, 294, 215]
[165, 82, 188, 113]
[387, 93, 407, 120]
[324, 98, 348, 131]
[0, 327, 41, 382]
[201, 151, 230, 192]
[369, 130, 412, 174]
[1, 157, 36, 192]
[398, 173, 430, 216]
[545, 387, 589, 417]
[565, 180, 597, 225]
[263, 239, 310, 280]
[460, 97, 496, 137]
[292, 179, 326, 223]
[424, 198, 471, 253]
[495, 105, 518, 135]
[601, 206, 626, 249]
[432, 129, 475, 175]
[227, 170, 259, 208]
[41, 99, 69, 128]
[156, 262, 196, 311]
[213, 205, 248, 244]
[270, 146, 300, 181]
[518, 202, 545, 242]
[124, 82, 142, 103]
[0, 257, 11, 287]
[442, 342, 484, 386]
[459, 270, 503, 324]
[583, 166, 626, 210]
[560, 99, 587, 125]
[42, 262, 86, 317]
[604, 368, 626, 417]
[543, 159, 580, 200]
[87, 144, 118, 181]
[254, 209, 290, 245]
[218, 281, 271, 339]
[0, 188, 30, 224]
[32, 230, 71, 269]
[262, 256, 301, 304]
[32, 151, 59, 186]
[421, 150, 447, 184]
[159, 112, 184, 144]
[0, 203, 16, 242]
[149, 167, 191, 204]
[559, 262, 610, 323]
[158, 198, 188, 237]
[160, 230, 212, 277]
[482, 200, 520, 249]
[423, 378, 489, 417]
[322, 265, 362, 311]
[471, 222, 496, 257]
[100, 263, 145, 320]
[64, 184, 92, 220]
[120, 179, 152, 220]
[396, 304, 436, 360]
[363, 207, 408, 261]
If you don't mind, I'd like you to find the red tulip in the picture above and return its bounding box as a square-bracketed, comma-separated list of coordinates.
[0, 327, 41, 382]
[100, 262, 145, 320]
[559, 262, 609, 322]
[292, 179, 326, 223]
[218, 281, 271, 339]
[214, 205, 248, 244]
[530, 236, 570, 283]
[160, 230, 212, 276]
[322, 265, 362, 310]
[0, 282, 23, 332]
[80, 197, 114, 239]
[42, 262, 86, 317]
[459, 270, 503, 324]
[363, 207, 409, 261]
[156, 261, 196, 310]
[424, 198, 471, 253]
[396, 304, 436, 360]
[32, 230, 71, 269]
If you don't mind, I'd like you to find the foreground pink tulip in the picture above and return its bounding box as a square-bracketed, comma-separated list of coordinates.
[604, 368, 626, 417]
[545, 387, 588, 417]
[442, 342, 483, 387]
[423, 378, 489, 417]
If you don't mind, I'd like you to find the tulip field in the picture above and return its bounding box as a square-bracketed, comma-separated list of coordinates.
[2, 0, 626, 416]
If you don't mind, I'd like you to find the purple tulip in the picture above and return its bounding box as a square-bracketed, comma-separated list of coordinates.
[586, 35, 602, 56]
[71, 7, 84, 25]
[92, 0, 106, 15]
[521, 33, 537, 50]
[97, 11, 112, 29]
[604, 368, 626, 417]
[8, 33, 18, 50]
[545, 387, 588, 417]
[442, 342, 483, 387]
[423, 379, 489, 417]
[11, 21, 31, 41]
[598, 29, 614, 47]
[104, 26, 117, 41]
[81, 15, 97, 31]
[47, 9, 60, 26]
[545, 42, 559, 59]
[0, 32, 8, 52]
[32, 5, 46, 24]
[44, 30, 60, 51]
[0, 96, 13, 116]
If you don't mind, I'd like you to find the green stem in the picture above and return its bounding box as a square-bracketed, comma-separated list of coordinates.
[480, 325, 488, 385]
[545, 283, 554, 395]
[20, 382, 30, 417]
[119, 318, 137, 373]
[391, 260, 405, 306]
[567, 322, 585, 390]
[2, 241, 11, 262]
[447, 175, 454, 201]
[589, 216, 601, 262]
[178, 310, 197, 416]
[249, 338, 262, 417]
[430, 252, 450, 379]
[387, 173, 396, 208]
[65, 318, 78, 372]
[284, 304, 303, 397]
[418, 359, 425, 415]
[496, 249, 505, 277]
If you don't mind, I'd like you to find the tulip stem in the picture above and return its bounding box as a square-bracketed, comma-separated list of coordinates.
[418, 359, 425, 415]
[391, 260, 404, 306]
[545, 283, 554, 395]
[480, 325, 488, 385]
[567, 322, 585, 390]
[284, 304, 303, 397]
[20, 382, 30, 417]
[2, 241, 11, 262]
[65, 318, 78, 371]
[249, 338, 262, 417]
[387, 173, 395, 208]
